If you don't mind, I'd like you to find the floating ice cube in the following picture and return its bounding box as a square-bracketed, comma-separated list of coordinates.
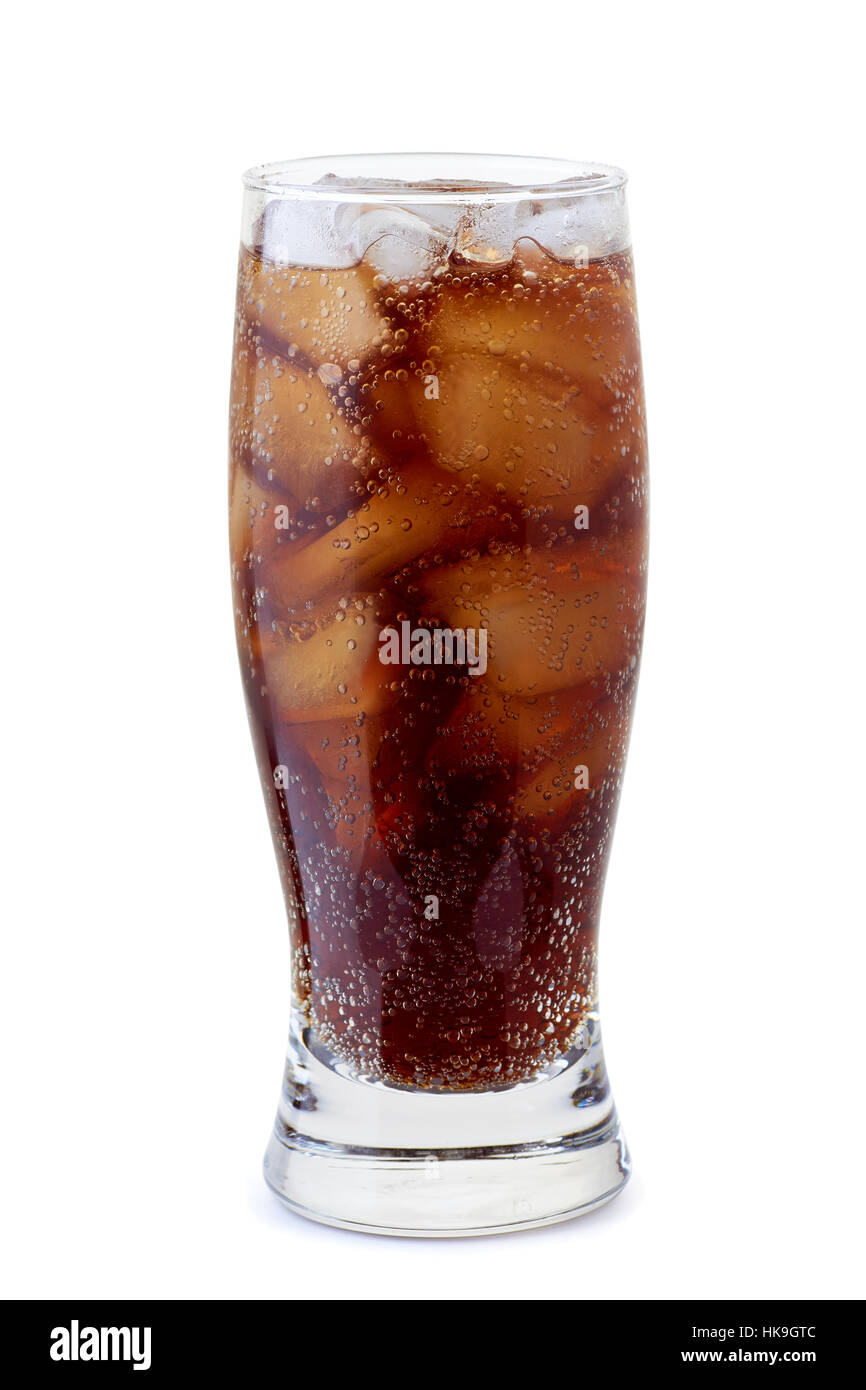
[399, 201, 465, 239]
[257, 196, 357, 269]
[453, 202, 521, 266]
[516, 188, 630, 263]
[338, 205, 451, 283]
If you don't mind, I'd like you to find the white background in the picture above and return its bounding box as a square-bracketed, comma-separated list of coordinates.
[2, 0, 864, 1301]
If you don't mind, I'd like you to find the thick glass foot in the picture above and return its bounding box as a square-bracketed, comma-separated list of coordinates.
[264, 1118, 629, 1237]
[261, 1016, 630, 1237]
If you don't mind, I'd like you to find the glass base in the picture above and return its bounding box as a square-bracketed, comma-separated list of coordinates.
[262, 1014, 630, 1237]
[264, 1120, 629, 1238]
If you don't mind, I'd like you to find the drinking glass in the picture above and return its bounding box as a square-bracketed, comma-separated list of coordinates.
[229, 153, 648, 1235]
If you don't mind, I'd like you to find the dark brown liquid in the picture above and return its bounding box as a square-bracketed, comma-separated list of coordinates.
[230, 235, 648, 1090]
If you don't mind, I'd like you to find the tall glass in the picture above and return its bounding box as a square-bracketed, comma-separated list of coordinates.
[229, 154, 648, 1235]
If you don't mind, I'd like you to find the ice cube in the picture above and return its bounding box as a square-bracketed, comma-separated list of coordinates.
[340, 205, 451, 283]
[420, 255, 603, 377]
[407, 356, 623, 524]
[515, 188, 630, 263]
[409, 251, 646, 522]
[417, 549, 644, 698]
[257, 196, 356, 269]
[400, 200, 465, 239]
[246, 354, 371, 511]
[278, 708, 383, 854]
[229, 466, 285, 567]
[453, 202, 520, 267]
[264, 460, 500, 614]
[259, 595, 395, 724]
[512, 689, 630, 824]
[237, 248, 387, 368]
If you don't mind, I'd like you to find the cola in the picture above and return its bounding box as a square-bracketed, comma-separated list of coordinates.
[230, 185, 647, 1093]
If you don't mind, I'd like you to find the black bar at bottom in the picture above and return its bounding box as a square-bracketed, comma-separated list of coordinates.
[3, 1298, 858, 1375]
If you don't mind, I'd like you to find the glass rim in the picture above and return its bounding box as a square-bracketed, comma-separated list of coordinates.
[242, 152, 627, 205]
